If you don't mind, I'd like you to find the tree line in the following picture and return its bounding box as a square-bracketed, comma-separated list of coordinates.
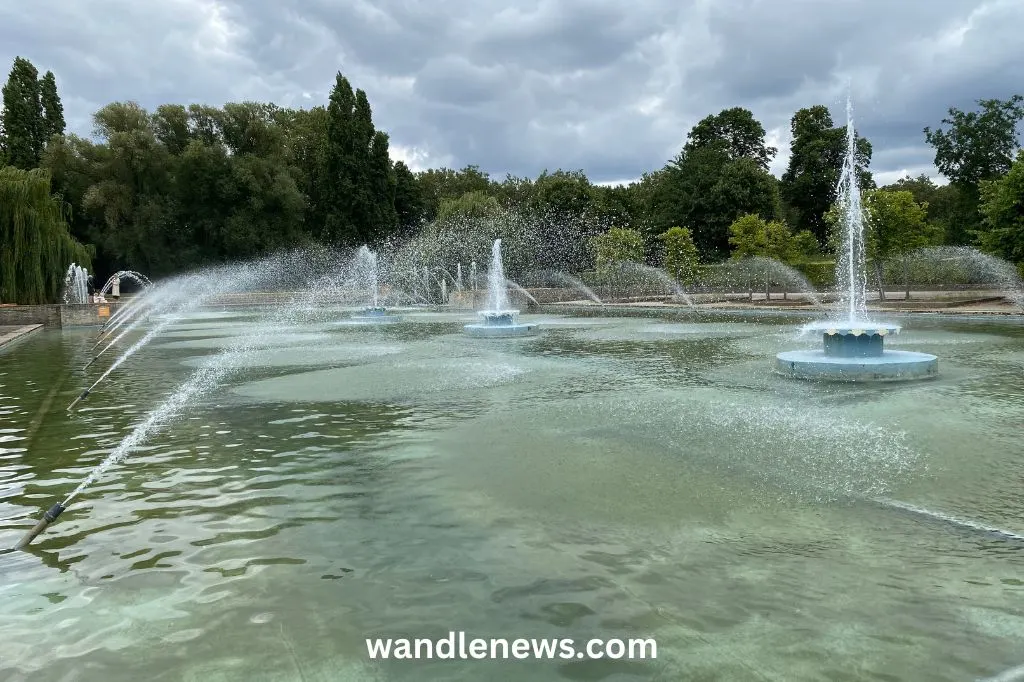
[1, 54, 1022, 304]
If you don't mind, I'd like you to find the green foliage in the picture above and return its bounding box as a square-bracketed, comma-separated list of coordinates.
[652, 145, 780, 259]
[651, 108, 781, 259]
[924, 96, 1024, 187]
[1, 57, 45, 169]
[790, 230, 821, 260]
[436, 190, 500, 223]
[39, 70, 65, 141]
[923, 96, 1024, 244]
[978, 150, 1024, 263]
[0, 167, 92, 303]
[727, 214, 794, 262]
[792, 261, 836, 289]
[862, 189, 937, 260]
[590, 227, 645, 270]
[530, 169, 593, 217]
[780, 105, 873, 243]
[684, 107, 777, 171]
[658, 226, 700, 284]
[416, 165, 493, 221]
[884, 174, 960, 244]
[393, 160, 423, 228]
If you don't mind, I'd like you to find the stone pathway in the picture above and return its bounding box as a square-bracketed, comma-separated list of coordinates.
[0, 324, 43, 350]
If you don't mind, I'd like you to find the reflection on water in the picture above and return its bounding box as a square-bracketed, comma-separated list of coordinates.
[1, 310, 1023, 681]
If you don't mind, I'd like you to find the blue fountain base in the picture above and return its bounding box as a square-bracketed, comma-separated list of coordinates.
[463, 310, 538, 337]
[351, 307, 401, 324]
[775, 350, 938, 381]
[463, 323, 537, 338]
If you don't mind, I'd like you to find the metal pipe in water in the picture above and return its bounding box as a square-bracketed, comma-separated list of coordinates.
[67, 388, 91, 411]
[13, 502, 66, 550]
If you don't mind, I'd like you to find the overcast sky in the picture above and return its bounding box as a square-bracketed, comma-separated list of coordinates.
[2, 0, 1021, 186]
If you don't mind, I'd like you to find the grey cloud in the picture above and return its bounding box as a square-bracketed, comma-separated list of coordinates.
[1, 0, 1021, 185]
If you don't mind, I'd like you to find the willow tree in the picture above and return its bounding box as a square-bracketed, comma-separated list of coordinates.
[0, 166, 92, 304]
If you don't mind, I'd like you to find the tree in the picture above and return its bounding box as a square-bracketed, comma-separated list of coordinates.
[780, 105, 873, 244]
[0, 167, 92, 304]
[684, 107, 776, 171]
[531, 169, 593, 217]
[1, 57, 45, 169]
[863, 189, 937, 299]
[924, 95, 1024, 244]
[790, 230, 821, 260]
[367, 130, 399, 240]
[728, 214, 794, 300]
[590, 227, 645, 270]
[416, 165, 493, 221]
[728, 214, 793, 261]
[436, 190, 500, 223]
[651, 145, 781, 259]
[393, 160, 424, 228]
[978, 150, 1024, 264]
[885, 174, 959, 241]
[322, 73, 358, 244]
[39, 70, 65, 141]
[658, 226, 700, 286]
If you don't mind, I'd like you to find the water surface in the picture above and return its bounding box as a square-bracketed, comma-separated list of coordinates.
[2, 309, 1023, 681]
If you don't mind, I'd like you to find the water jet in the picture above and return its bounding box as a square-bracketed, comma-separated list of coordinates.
[349, 246, 402, 323]
[464, 240, 538, 338]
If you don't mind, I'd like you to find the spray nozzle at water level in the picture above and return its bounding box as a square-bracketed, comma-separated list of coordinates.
[67, 388, 91, 411]
[13, 502, 67, 551]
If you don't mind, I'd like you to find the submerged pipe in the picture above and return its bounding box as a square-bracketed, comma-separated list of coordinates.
[14, 502, 66, 550]
[67, 388, 91, 411]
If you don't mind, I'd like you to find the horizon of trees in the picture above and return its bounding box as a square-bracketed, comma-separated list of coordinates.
[1, 55, 1022, 304]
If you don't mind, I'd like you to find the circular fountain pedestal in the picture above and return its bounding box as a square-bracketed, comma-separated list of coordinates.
[350, 307, 401, 324]
[776, 323, 937, 381]
[464, 311, 537, 338]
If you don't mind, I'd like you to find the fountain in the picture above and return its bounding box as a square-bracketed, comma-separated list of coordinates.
[62, 263, 89, 304]
[464, 239, 538, 337]
[776, 99, 938, 381]
[350, 246, 401, 323]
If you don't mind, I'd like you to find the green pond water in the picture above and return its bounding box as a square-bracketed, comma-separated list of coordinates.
[1, 308, 1023, 681]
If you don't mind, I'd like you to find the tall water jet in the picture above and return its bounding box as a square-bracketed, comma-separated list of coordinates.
[350, 245, 401, 323]
[464, 239, 538, 337]
[776, 98, 938, 381]
[62, 264, 89, 304]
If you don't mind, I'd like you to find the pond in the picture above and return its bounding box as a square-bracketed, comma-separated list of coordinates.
[2, 308, 1023, 681]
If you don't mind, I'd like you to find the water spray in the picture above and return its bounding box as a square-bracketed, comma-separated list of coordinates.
[16, 257, 341, 550]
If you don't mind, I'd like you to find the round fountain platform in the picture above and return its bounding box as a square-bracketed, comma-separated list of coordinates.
[776, 349, 938, 381]
[777, 321, 937, 381]
[350, 307, 402, 324]
[464, 310, 538, 338]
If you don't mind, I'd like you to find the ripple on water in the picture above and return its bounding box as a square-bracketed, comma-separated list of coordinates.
[178, 343, 404, 369]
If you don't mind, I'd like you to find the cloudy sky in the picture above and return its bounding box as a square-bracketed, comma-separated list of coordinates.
[2, 0, 1021, 186]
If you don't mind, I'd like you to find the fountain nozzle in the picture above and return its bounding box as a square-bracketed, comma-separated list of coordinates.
[14, 502, 66, 550]
[67, 389, 91, 411]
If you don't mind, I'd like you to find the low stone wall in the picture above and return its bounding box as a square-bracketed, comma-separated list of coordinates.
[0, 304, 62, 328]
[0, 302, 125, 328]
[61, 302, 124, 327]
